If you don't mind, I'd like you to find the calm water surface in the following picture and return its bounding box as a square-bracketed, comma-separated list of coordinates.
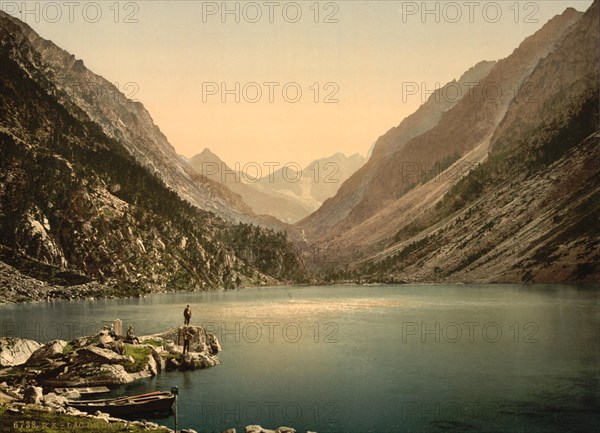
[1, 284, 599, 433]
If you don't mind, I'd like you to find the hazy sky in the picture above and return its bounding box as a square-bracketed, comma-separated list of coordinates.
[6, 1, 593, 168]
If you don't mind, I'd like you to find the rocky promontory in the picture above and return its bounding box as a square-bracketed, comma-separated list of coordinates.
[0, 325, 221, 388]
[0, 328, 319, 432]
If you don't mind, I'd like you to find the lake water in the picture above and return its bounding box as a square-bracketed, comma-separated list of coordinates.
[1, 284, 599, 433]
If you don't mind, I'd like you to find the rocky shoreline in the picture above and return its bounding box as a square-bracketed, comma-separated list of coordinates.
[0, 260, 288, 305]
[0, 328, 315, 433]
[0, 325, 221, 388]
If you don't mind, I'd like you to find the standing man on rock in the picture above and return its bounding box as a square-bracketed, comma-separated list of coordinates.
[182, 326, 193, 354]
[184, 305, 191, 325]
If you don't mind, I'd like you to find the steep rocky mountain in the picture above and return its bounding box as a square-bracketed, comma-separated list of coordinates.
[188, 149, 313, 224]
[0, 12, 308, 302]
[189, 149, 366, 223]
[252, 152, 366, 220]
[299, 8, 583, 241]
[0, 11, 259, 225]
[370, 60, 497, 160]
[319, 1, 599, 283]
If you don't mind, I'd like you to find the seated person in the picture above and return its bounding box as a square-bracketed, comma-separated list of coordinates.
[125, 325, 140, 344]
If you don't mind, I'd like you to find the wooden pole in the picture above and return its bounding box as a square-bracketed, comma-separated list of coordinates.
[171, 386, 179, 433]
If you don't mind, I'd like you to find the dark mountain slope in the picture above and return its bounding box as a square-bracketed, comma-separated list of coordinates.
[0, 10, 259, 225]
[0, 16, 307, 302]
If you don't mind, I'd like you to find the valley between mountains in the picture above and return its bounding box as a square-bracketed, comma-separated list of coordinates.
[0, 1, 598, 303]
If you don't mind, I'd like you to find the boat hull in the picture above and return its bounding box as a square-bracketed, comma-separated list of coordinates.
[66, 392, 175, 417]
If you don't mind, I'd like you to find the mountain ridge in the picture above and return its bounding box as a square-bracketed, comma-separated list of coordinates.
[189, 148, 366, 223]
[298, 7, 584, 243]
[313, 1, 599, 283]
[0, 11, 309, 302]
[0, 10, 266, 226]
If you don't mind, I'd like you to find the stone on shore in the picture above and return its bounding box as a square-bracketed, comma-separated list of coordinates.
[41, 392, 67, 408]
[146, 351, 159, 376]
[243, 427, 298, 433]
[0, 337, 42, 366]
[2, 326, 221, 388]
[94, 410, 110, 423]
[66, 406, 87, 416]
[23, 386, 43, 404]
[26, 340, 68, 365]
[60, 390, 81, 399]
[149, 325, 220, 355]
[77, 346, 134, 365]
[42, 363, 134, 387]
[0, 382, 22, 400]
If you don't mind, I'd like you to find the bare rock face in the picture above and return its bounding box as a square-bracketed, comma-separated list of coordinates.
[26, 340, 67, 366]
[0, 337, 42, 366]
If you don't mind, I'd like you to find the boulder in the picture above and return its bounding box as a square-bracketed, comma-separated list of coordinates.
[146, 353, 158, 376]
[150, 347, 164, 372]
[66, 406, 87, 416]
[277, 428, 296, 433]
[0, 388, 14, 402]
[23, 386, 43, 404]
[94, 410, 110, 423]
[164, 340, 176, 353]
[77, 346, 133, 365]
[42, 363, 134, 387]
[0, 383, 23, 400]
[60, 390, 81, 399]
[72, 336, 94, 349]
[166, 357, 180, 370]
[26, 340, 68, 365]
[180, 353, 194, 370]
[0, 337, 42, 366]
[207, 333, 222, 353]
[98, 332, 114, 347]
[245, 426, 263, 433]
[42, 392, 67, 407]
[221, 429, 236, 433]
[147, 326, 221, 355]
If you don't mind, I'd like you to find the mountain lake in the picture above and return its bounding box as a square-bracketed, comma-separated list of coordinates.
[1, 284, 598, 433]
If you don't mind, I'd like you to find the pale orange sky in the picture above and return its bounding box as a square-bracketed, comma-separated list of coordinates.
[8, 1, 593, 168]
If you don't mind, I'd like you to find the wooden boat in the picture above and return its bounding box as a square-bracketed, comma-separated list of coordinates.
[66, 391, 175, 417]
[54, 386, 110, 396]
